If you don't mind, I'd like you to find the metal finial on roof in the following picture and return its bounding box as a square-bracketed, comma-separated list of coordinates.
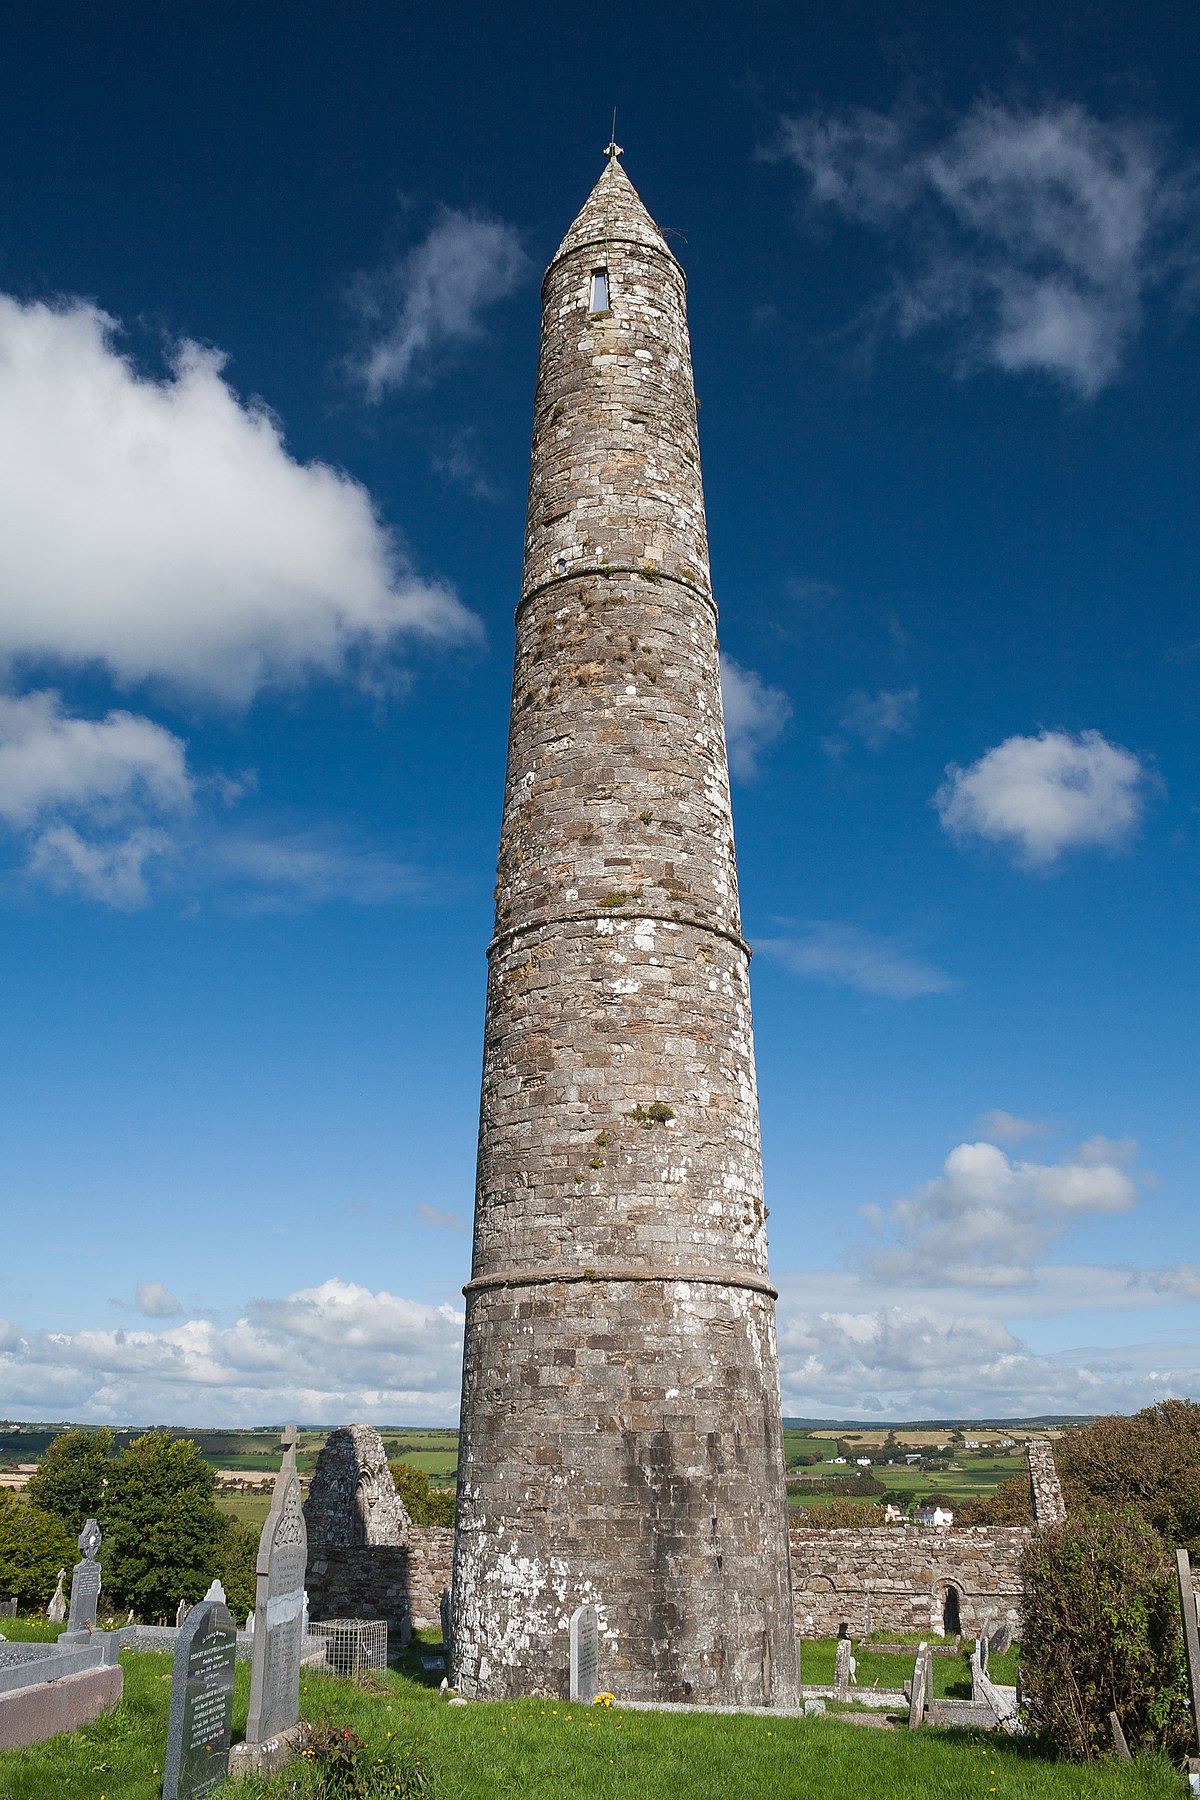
[605, 106, 622, 160]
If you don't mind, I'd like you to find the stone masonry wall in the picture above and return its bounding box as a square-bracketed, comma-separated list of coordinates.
[306, 1529, 453, 1634]
[1027, 1440, 1067, 1525]
[453, 154, 797, 1709]
[790, 1526, 1028, 1640]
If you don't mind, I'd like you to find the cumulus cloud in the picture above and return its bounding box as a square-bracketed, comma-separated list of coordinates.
[0, 296, 476, 703]
[774, 1287, 1200, 1417]
[774, 99, 1192, 396]
[135, 1283, 183, 1319]
[719, 656, 792, 778]
[0, 1278, 464, 1425]
[757, 921, 957, 999]
[935, 728, 1153, 867]
[0, 689, 193, 906]
[824, 686, 918, 758]
[859, 1136, 1139, 1287]
[353, 209, 529, 399]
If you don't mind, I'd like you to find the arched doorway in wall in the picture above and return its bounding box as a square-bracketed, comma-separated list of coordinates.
[942, 1583, 962, 1637]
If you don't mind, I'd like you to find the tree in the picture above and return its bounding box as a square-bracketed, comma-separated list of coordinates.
[0, 1492, 76, 1610]
[24, 1427, 114, 1535]
[218, 1518, 260, 1620]
[103, 1431, 230, 1618]
[1055, 1401, 1200, 1552]
[1020, 1510, 1191, 1761]
[956, 1473, 1033, 1526]
[389, 1462, 455, 1528]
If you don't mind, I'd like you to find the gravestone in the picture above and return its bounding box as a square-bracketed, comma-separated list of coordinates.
[569, 1603, 599, 1703]
[987, 1621, 1013, 1659]
[162, 1582, 236, 1800]
[66, 1518, 102, 1636]
[834, 1635, 853, 1700]
[176, 1599, 188, 1628]
[907, 1642, 930, 1730]
[246, 1425, 308, 1746]
[47, 1569, 66, 1624]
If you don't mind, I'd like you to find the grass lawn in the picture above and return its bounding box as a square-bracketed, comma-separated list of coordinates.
[0, 1635, 1181, 1800]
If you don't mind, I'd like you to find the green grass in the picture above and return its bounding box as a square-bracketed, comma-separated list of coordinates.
[0, 1641, 1180, 1800]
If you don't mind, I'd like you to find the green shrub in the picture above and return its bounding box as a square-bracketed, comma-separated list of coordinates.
[0, 1492, 76, 1610]
[23, 1426, 113, 1535]
[791, 1498, 885, 1529]
[1019, 1509, 1191, 1761]
[389, 1462, 455, 1528]
[303, 1719, 433, 1796]
[1055, 1401, 1200, 1552]
[956, 1471, 1032, 1526]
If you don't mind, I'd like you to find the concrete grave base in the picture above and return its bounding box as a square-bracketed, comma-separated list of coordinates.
[0, 1662, 123, 1750]
[228, 1718, 312, 1779]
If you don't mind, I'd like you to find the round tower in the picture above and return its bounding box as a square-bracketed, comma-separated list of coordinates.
[450, 150, 798, 1706]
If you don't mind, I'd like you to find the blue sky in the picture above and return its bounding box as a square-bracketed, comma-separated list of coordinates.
[0, 0, 1196, 1425]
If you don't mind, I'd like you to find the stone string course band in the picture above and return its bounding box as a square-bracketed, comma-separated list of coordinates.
[464, 1266, 778, 1298]
[451, 152, 798, 1707]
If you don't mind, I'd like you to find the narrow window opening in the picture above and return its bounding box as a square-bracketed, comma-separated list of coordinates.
[589, 269, 610, 313]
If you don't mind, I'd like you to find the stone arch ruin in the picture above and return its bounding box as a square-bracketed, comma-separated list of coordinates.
[302, 1425, 453, 1638]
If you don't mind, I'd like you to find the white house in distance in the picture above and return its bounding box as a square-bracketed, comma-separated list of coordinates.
[916, 1503, 955, 1528]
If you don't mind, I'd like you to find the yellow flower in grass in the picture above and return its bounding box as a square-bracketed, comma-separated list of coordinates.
[593, 1692, 615, 1707]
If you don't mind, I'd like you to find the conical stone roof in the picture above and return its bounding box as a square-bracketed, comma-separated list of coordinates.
[550, 153, 675, 268]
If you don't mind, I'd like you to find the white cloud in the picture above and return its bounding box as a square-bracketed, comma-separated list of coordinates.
[719, 656, 792, 777]
[0, 1277, 465, 1426]
[0, 690, 192, 828]
[135, 1283, 183, 1319]
[859, 1137, 1139, 1288]
[975, 1109, 1050, 1144]
[824, 686, 918, 757]
[775, 99, 1190, 396]
[935, 728, 1153, 867]
[0, 296, 476, 703]
[774, 1287, 1200, 1418]
[757, 921, 957, 999]
[0, 689, 193, 906]
[353, 209, 529, 399]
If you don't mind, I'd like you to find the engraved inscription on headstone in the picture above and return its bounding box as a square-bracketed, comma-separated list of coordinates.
[569, 1603, 600, 1704]
[162, 1589, 236, 1800]
[66, 1517, 102, 1635]
[246, 1425, 308, 1745]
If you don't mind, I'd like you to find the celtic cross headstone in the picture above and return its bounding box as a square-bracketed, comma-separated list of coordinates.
[65, 1517, 102, 1636]
[246, 1424, 308, 1744]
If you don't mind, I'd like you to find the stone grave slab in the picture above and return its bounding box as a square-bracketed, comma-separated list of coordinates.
[162, 1587, 236, 1800]
[65, 1518, 102, 1637]
[569, 1603, 599, 1703]
[246, 1426, 308, 1745]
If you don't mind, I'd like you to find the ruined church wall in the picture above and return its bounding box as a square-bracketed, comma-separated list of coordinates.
[306, 1528, 454, 1633]
[790, 1526, 1029, 1640]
